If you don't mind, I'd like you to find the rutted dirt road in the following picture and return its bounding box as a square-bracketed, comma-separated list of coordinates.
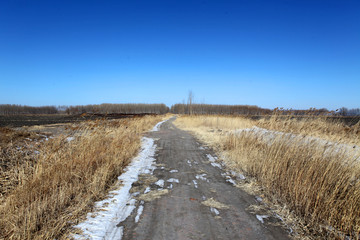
[121, 118, 290, 240]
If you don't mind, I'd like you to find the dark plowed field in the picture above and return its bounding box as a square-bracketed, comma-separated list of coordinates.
[0, 113, 153, 127]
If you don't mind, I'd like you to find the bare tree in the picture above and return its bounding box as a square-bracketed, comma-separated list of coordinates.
[187, 91, 194, 115]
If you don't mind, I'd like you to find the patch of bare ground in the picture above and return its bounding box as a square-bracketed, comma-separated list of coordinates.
[0, 115, 165, 240]
[175, 115, 360, 239]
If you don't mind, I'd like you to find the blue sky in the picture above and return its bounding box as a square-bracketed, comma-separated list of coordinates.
[1, 0, 359, 110]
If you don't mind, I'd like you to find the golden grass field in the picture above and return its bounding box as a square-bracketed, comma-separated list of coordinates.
[175, 115, 360, 239]
[0, 115, 164, 240]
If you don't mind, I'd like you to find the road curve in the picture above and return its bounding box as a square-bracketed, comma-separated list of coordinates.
[120, 118, 290, 240]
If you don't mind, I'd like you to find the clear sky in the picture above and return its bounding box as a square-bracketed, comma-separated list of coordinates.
[1, 0, 359, 110]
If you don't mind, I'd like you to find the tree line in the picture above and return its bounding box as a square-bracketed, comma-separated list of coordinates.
[0, 104, 169, 115]
[171, 104, 271, 115]
[65, 103, 169, 114]
[0, 103, 359, 116]
[0, 104, 58, 115]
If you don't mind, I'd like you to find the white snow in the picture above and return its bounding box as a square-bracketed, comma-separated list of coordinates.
[144, 187, 151, 194]
[168, 184, 173, 189]
[155, 179, 165, 188]
[226, 177, 236, 185]
[66, 137, 74, 142]
[72, 136, 158, 240]
[192, 180, 198, 188]
[207, 154, 215, 162]
[187, 159, 192, 166]
[210, 207, 220, 215]
[230, 170, 246, 180]
[135, 204, 144, 223]
[211, 162, 222, 169]
[167, 178, 179, 183]
[151, 119, 167, 132]
[256, 215, 269, 224]
[206, 154, 222, 169]
[169, 169, 178, 173]
[195, 174, 207, 181]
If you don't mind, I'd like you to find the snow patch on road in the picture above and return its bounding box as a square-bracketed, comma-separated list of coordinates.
[169, 169, 178, 173]
[151, 119, 167, 132]
[155, 179, 165, 188]
[210, 207, 220, 215]
[256, 215, 269, 224]
[226, 177, 236, 185]
[206, 154, 222, 169]
[211, 162, 222, 169]
[193, 180, 198, 188]
[230, 170, 246, 180]
[72, 136, 158, 240]
[195, 174, 207, 181]
[187, 159, 192, 166]
[135, 203, 144, 223]
[144, 187, 151, 194]
[167, 178, 179, 183]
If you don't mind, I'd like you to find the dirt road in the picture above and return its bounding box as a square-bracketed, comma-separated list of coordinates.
[120, 118, 290, 240]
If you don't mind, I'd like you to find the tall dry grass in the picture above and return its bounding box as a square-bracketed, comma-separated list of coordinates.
[0, 115, 162, 240]
[175, 114, 359, 146]
[258, 114, 360, 146]
[175, 115, 360, 238]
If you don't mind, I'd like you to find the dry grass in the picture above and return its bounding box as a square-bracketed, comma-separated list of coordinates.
[258, 115, 360, 146]
[138, 189, 169, 201]
[0, 115, 163, 240]
[201, 198, 229, 209]
[175, 115, 360, 239]
[175, 114, 359, 146]
[0, 127, 46, 200]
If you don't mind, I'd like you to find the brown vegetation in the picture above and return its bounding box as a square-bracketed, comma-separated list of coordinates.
[175, 115, 360, 239]
[0, 127, 45, 199]
[175, 114, 359, 146]
[0, 115, 163, 239]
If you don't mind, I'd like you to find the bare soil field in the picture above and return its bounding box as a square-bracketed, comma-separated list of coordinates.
[0, 113, 153, 128]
